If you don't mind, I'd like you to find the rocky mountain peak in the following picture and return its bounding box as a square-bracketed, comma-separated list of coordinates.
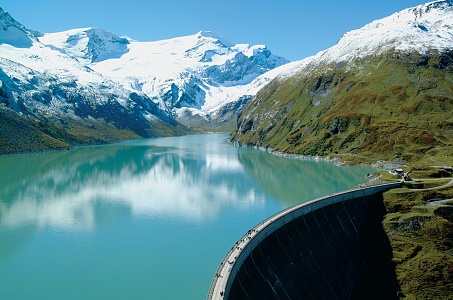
[196, 30, 234, 47]
[0, 7, 38, 48]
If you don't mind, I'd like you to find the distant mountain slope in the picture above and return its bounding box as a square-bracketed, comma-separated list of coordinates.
[39, 28, 289, 126]
[231, 0, 453, 162]
[0, 7, 288, 153]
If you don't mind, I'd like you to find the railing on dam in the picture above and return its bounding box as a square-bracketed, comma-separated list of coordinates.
[207, 182, 402, 300]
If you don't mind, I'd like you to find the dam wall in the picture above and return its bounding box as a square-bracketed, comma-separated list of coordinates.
[208, 182, 402, 300]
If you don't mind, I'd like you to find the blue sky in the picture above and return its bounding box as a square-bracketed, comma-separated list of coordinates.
[2, 0, 426, 61]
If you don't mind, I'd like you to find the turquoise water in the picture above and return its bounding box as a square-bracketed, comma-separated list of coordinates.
[0, 133, 374, 299]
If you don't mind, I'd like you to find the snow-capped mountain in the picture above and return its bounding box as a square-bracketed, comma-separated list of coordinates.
[39, 28, 288, 124]
[231, 0, 453, 161]
[276, 0, 453, 80]
[0, 7, 189, 153]
[0, 6, 289, 152]
[318, 0, 453, 63]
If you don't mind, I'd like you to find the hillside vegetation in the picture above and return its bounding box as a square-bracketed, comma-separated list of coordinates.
[0, 105, 190, 154]
[381, 164, 453, 299]
[231, 50, 453, 163]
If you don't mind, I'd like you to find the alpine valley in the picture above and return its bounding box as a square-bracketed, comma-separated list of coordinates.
[2, 2, 453, 299]
[1, 1, 453, 160]
[0, 7, 289, 154]
[231, 0, 453, 163]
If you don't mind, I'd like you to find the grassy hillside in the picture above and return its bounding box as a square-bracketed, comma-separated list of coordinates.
[231, 50, 453, 163]
[380, 165, 453, 299]
[0, 106, 70, 154]
[0, 105, 190, 154]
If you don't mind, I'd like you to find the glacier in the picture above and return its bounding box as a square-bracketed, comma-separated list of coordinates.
[37, 27, 289, 126]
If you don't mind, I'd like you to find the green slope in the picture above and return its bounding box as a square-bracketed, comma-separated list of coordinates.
[0, 105, 191, 155]
[231, 49, 453, 163]
[0, 106, 70, 154]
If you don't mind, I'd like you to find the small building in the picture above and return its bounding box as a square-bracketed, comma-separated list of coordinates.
[389, 168, 404, 176]
[394, 168, 404, 175]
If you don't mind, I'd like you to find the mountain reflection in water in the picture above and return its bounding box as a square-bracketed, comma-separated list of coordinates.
[0, 137, 266, 230]
[0, 134, 374, 231]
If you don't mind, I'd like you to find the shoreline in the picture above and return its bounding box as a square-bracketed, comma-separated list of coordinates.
[229, 139, 401, 170]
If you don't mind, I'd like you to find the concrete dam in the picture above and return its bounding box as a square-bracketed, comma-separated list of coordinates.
[208, 182, 402, 300]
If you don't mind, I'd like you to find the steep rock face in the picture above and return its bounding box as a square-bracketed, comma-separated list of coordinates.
[205, 47, 285, 85]
[231, 1, 453, 162]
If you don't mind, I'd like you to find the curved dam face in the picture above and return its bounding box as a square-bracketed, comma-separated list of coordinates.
[208, 183, 402, 300]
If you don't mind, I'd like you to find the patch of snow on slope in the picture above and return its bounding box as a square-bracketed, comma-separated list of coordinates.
[0, 42, 105, 84]
[0, 25, 33, 48]
[317, 0, 453, 63]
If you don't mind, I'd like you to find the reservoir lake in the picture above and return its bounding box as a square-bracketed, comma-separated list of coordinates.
[0, 133, 375, 299]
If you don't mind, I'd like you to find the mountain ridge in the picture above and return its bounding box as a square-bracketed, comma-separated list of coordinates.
[0, 8, 192, 153]
[319, 0, 453, 63]
[0, 7, 39, 48]
[38, 27, 289, 115]
[231, 0, 453, 163]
